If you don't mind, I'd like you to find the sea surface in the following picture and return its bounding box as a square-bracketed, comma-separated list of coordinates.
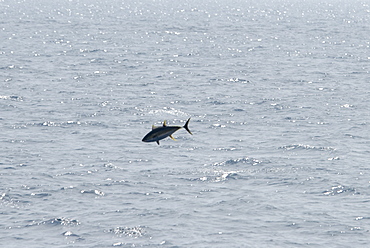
[1, 0, 370, 247]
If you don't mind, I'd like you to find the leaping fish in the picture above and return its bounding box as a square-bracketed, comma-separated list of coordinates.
[142, 118, 192, 145]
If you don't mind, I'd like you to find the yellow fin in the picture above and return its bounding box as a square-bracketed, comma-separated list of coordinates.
[163, 120, 167, 127]
[152, 125, 157, 130]
[170, 135, 177, 141]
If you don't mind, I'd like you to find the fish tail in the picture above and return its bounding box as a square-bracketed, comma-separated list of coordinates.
[183, 118, 193, 135]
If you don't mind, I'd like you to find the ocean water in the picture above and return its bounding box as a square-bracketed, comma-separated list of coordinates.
[1, 0, 370, 247]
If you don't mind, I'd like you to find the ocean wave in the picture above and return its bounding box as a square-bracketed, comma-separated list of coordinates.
[0, 95, 23, 101]
[280, 144, 335, 151]
[323, 184, 358, 196]
[25, 120, 108, 128]
[147, 107, 190, 117]
[107, 226, 145, 237]
[80, 189, 105, 196]
[26, 217, 80, 227]
[211, 157, 266, 166]
[199, 170, 239, 182]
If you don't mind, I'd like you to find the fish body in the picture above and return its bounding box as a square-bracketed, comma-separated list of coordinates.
[142, 118, 192, 145]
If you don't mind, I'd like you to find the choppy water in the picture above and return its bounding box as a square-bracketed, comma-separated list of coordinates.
[1, 0, 370, 247]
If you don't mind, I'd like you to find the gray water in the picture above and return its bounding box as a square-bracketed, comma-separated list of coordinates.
[1, 0, 370, 247]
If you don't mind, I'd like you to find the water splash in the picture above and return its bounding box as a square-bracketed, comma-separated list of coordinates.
[108, 226, 144, 237]
[323, 185, 357, 196]
[27, 217, 80, 227]
[280, 144, 335, 151]
[211, 157, 265, 166]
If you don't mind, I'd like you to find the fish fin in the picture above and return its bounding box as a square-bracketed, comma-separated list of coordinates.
[163, 120, 167, 127]
[152, 125, 157, 130]
[156, 140, 160, 145]
[183, 118, 193, 135]
[170, 135, 177, 141]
